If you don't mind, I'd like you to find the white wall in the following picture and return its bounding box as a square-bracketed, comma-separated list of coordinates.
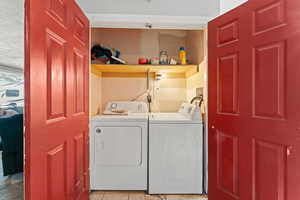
[220, 0, 248, 15]
[0, 0, 24, 69]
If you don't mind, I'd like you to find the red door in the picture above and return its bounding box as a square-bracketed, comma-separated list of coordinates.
[208, 0, 300, 200]
[25, 0, 90, 199]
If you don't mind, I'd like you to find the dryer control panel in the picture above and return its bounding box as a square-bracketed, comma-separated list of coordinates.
[103, 101, 148, 115]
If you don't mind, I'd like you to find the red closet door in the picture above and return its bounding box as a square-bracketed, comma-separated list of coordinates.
[208, 0, 300, 200]
[25, 0, 90, 199]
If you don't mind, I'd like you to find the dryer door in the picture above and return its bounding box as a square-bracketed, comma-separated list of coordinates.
[95, 127, 142, 166]
[91, 125, 147, 190]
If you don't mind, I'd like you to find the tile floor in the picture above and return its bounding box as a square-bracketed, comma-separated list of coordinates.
[0, 154, 207, 200]
[90, 191, 208, 200]
[0, 154, 23, 200]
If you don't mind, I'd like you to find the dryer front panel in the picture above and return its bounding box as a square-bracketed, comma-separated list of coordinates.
[90, 121, 148, 190]
[94, 126, 142, 166]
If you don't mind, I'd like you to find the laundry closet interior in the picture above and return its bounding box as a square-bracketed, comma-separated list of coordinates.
[89, 27, 208, 195]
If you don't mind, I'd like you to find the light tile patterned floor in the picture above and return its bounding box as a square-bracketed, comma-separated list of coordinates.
[0, 154, 23, 200]
[90, 191, 208, 200]
[1, 153, 207, 200]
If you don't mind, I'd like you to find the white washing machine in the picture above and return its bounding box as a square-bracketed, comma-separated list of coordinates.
[149, 103, 203, 194]
[90, 101, 148, 190]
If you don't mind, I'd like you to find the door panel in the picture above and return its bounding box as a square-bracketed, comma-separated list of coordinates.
[253, 41, 285, 119]
[217, 53, 239, 115]
[252, 139, 286, 200]
[47, 144, 68, 200]
[25, 0, 90, 199]
[208, 0, 300, 200]
[216, 131, 239, 198]
[46, 30, 67, 121]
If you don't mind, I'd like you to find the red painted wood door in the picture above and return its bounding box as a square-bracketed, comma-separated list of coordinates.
[25, 0, 90, 199]
[208, 0, 300, 200]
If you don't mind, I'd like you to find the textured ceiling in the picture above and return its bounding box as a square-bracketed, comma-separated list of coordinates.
[0, 0, 24, 69]
[76, 0, 220, 17]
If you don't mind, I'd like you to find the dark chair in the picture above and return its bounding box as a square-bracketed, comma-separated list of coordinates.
[0, 114, 24, 176]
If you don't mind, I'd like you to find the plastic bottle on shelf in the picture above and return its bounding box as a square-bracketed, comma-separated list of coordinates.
[179, 47, 187, 65]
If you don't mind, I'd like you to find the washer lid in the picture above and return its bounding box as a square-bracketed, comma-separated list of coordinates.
[149, 113, 202, 124]
[91, 113, 148, 122]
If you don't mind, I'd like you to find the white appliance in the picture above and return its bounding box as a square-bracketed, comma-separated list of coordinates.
[149, 103, 203, 194]
[90, 101, 148, 190]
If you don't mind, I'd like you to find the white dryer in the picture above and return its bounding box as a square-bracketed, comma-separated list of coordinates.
[148, 103, 203, 194]
[90, 101, 148, 190]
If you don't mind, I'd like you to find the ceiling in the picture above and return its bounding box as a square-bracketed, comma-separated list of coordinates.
[76, 0, 220, 29]
[0, 0, 24, 69]
[76, 0, 219, 17]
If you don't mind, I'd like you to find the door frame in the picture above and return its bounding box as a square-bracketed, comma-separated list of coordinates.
[23, 1, 214, 198]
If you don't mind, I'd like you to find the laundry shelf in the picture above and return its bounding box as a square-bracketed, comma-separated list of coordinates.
[91, 64, 199, 78]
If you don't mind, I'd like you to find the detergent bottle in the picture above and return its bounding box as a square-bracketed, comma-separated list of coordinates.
[179, 47, 187, 65]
